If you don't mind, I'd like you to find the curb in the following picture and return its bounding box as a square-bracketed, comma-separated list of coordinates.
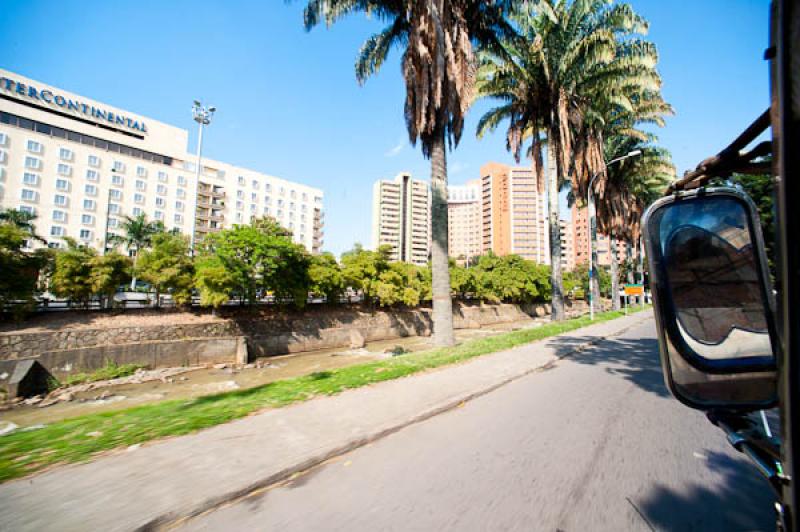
[140, 312, 651, 531]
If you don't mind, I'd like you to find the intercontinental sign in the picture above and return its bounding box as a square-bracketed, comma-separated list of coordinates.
[0, 76, 148, 134]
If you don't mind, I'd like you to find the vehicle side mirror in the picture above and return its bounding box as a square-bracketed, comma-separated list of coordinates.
[642, 187, 778, 410]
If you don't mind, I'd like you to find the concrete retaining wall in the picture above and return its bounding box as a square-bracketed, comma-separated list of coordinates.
[0, 301, 589, 375]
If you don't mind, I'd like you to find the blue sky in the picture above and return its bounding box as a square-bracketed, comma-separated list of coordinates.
[0, 0, 769, 255]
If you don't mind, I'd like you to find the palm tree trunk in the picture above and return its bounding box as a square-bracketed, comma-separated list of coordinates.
[130, 251, 138, 291]
[547, 141, 565, 321]
[430, 131, 455, 346]
[610, 232, 620, 311]
[638, 237, 645, 307]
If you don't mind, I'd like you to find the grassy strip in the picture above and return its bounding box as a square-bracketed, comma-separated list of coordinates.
[60, 362, 145, 387]
[0, 306, 648, 482]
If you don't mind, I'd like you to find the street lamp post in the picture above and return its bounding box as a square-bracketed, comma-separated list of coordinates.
[190, 101, 216, 255]
[587, 149, 642, 320]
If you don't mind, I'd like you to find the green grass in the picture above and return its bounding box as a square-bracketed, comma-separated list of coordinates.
[0, 306, 649, 482]
[60, 362, 145, 387]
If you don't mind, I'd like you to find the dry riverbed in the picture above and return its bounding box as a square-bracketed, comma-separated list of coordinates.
[0, 318, 547, 431]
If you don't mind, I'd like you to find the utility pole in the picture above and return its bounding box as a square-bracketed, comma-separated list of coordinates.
[189, 101, 216, 255]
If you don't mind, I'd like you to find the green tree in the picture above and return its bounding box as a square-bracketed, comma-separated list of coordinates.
[476, 0, 658, 319]
[200, 217, 311, 308]
[50, 238, 97, 307]
[89, 252, 132, 308]
[302, 0, 514, 345]
[137, 232, 195, 307]
[308, 252, 344, 302]
[110, 213, 166, 291]
[340, 244, 391, 304]
[194, 255, 237, 312]
[469, 253, 551, 304]
[0, 219, 50, 315]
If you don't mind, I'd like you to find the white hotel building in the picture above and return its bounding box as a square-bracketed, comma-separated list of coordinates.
[0, 69, 324, 253]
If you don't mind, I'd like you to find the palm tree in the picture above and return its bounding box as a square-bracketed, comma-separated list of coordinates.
[0, 208, 44, 242]
[476, 0, 655, 320]
[302, 0, 514, 346]
[595, 134, 674, 308]
[110, 213, 165, 290]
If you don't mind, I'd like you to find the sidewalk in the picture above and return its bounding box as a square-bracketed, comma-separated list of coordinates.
[0, 311, 652, 532]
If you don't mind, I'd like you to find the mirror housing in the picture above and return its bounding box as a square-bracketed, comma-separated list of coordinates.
[643, 187, 778, 411]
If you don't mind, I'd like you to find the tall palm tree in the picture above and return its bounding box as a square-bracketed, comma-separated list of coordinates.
[302, 0, 514, 346]
[476, 0, 654, 320]
[110, 213, 165, 290]
[595, 134, 674, 308]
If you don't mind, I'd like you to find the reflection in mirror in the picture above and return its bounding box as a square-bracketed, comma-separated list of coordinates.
[658, 196, 772, 361]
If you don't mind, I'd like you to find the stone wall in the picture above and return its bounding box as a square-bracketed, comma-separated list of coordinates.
[0, 301, 587, 375]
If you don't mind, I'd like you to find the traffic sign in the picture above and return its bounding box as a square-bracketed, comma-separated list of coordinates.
[624, 284, 644, 296]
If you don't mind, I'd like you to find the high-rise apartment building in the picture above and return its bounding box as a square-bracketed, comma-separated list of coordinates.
[480, 162, 549, 263]
[559, 219, 575, 271]
[571, 205, 629, 268]
[371, 172, 431, 265]
[447, 180, 481, 264]
[0, 69, 324, 254]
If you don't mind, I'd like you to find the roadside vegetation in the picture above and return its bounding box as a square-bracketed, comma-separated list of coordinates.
[0, 306, 648, 483]
[0, 209, 628, 316]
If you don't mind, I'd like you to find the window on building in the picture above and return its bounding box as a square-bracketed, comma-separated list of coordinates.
[265, 183, 271, 192]
[252, 180, 259, 189]
[280, 187, 285, 196]
[113, 161, 125, 173]
[136, 166, 147, 177]
[264, 196, 271, 205]
[235, 212, 242, 222]
[108, 218, 119, 228]
[175, 201, 184, 211]
[177, 175, 187, 186]
[176, 188, 186, 199]
[154, 211, 164, 221]
[54, 194, 68, 207]
[83, 199, 96, 211]
[53, 210, 67, 222]
[50, 226, 65, 237]
[250, 204, 256, 213]
[86, 169, 99, 182]
[134, 193, 145, 204]
[24, 156, 41, 170]
[290, 190, 296, 199]
[109, 189, 122, 200]
[156, 197, 165, 208]
[57, 163, 72, 177]
[238, 176, 245, 185]
[79, 229, 92, 240]
[88, 155, 100, 168]
[251, 192, 257, 202]
[59, 148, 73, 161]
[81, 214, 94, 225]
[290, 202, 295, 210]
[19, 205, 35, 216]
[263, 206, 271, 215]
[236, 201, 244, 210]
[55, 179, 70, 192]
[108, 203, 120, 214]
[112, 175, 124, 186]
[158, 171, 168, 183]
[27, 140, 42, 153]
[136, 180, 146, 191]
[277, 199, 284, 208]
[132, 207, 142, 216]
[174, 214, 183, 224]
[21, 189, 38, 202]
[23, 172, 39, 186]
[47, 242, 63, 249]
[302, 193, 308, 201]
[237, 190, 244, 199]
[157, 185, 167, 195]
[0, 132, 6, 146]
[0, 149, 6, 164]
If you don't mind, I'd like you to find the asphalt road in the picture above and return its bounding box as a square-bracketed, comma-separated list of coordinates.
[178, 317, 776, 531]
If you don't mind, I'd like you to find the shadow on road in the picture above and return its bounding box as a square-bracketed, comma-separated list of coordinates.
[636, 449, 776, 531]
[545, 334, 670, 398]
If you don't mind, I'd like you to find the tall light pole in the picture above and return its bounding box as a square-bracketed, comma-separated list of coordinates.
[587, 149, 641, 320]
[190, 100, 216, 254]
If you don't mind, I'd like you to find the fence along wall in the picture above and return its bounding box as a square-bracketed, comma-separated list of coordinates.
[0, 302, 583, 376]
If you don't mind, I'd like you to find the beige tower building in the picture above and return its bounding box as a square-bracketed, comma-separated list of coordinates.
[479, 162, 549, 263]
[371, 172, 431, 265]
[447, 180, 481, 264]
[559, 218, 575, 271]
